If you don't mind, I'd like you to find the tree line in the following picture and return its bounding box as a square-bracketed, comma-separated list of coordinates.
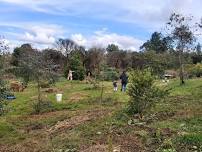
[2, 13, 202, 84]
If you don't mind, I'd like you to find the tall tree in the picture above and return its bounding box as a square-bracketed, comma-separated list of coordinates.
[140, 32, 172, 53]
[11, 43, 33, 66]
[56, 38, 78, 59]
[55, 39, 80, 76]
[106, 44, 119, 52]
[42, 48, 65, 73]
[167, 13, 197, 84]
[84, 47, 104, 75]
[196, 43, 201, 55]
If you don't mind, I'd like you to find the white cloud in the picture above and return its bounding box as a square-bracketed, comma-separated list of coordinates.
[20, 32, 55, 44]
[1, 0, 202, 30]
[71, 29, 143, 51]
[0, 22, 65, 49]
[1, 0, 202, 50]
[71, 34, 87, 46]
[19, 25, 63, 44]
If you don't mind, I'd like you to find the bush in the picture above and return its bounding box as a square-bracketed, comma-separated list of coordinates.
[127, 69, 168, 118]
[0, 79, 9, 115]
[185, 63, 202, 78]
[32, 100, 53, 114]
[102, 67, 119, 81]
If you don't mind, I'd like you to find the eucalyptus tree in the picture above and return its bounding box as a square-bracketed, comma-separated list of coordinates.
[166, 13, 200, 84]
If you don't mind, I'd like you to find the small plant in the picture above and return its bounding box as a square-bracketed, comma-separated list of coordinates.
[127, 69, 168, 118]
[156, 138, 176, 152]
[88, 77, 100, 89]
[32, 100, 53, 114]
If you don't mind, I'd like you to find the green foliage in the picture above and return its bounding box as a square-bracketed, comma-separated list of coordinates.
[64, 65, 69, 78]
[143, 51, 166, 76]
[185, 63, 202, 78]
[156, 138, 176, 152]
[167, 13, 198, 84]
[11, 48, 59, 114]
[39, 81, 50, 88]
[0, 78, 201, 150]
[106, 44, 119, 52]
[177, 134, 202, 145]
[10, 44, 33, 67]
[140, 32, 172, 53]
[127, 69, 168, 116]
[32, 100, 53, 114]
[102, 67, 119, 81]
[69, 52, 85, 80]
[0, 45, 10, 115]
[0, 79, 9, 115]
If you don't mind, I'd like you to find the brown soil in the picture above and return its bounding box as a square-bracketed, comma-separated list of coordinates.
[114, 135, 143, 152]
[81, 134, 143, 152]
[69, 92, 89, 102]
[80, 144, 108, 152]
[0, 136, 51, 152]
[20, 110, 70, 121]
[47, 109, 110, 135]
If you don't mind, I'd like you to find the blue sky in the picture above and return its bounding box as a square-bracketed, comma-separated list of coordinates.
[0, 0, 202, 51]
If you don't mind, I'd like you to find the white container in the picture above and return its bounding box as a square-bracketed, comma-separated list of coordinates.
[56, 94, 62, 102]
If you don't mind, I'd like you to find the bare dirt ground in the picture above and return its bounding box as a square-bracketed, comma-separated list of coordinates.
[48, 109, 110, 134]
[0, 109, 112, 152]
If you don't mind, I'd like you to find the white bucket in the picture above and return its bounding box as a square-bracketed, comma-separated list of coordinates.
[56, 94, 62, 102]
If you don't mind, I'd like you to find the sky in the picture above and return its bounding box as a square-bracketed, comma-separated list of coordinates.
[0, 0, 202, 51]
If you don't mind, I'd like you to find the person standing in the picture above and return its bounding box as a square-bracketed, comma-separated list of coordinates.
[120, 71, 128, 92]
[67, 70, 74, 81]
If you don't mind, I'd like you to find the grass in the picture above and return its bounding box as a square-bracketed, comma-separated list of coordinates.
[0, 78, 201, 151]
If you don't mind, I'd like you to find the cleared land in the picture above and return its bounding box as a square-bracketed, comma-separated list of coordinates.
[0, 78, 201, 152]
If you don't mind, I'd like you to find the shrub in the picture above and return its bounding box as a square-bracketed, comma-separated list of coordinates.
[0, 79, 9, 115]
[102, 67, 119, 81]
[127, 69, 168, 118]
[185, 63, 202, 78]
[32, 100, 53, 114]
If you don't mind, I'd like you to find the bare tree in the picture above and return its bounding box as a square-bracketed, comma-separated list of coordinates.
[56, 39, 79, 62]
[85, 47, 104, 75]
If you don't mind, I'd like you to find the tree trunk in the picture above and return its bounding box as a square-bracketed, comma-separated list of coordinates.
[179, 49, 185, 85]
[100, 79, 104, 103]
[37, 79, 42, 113]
